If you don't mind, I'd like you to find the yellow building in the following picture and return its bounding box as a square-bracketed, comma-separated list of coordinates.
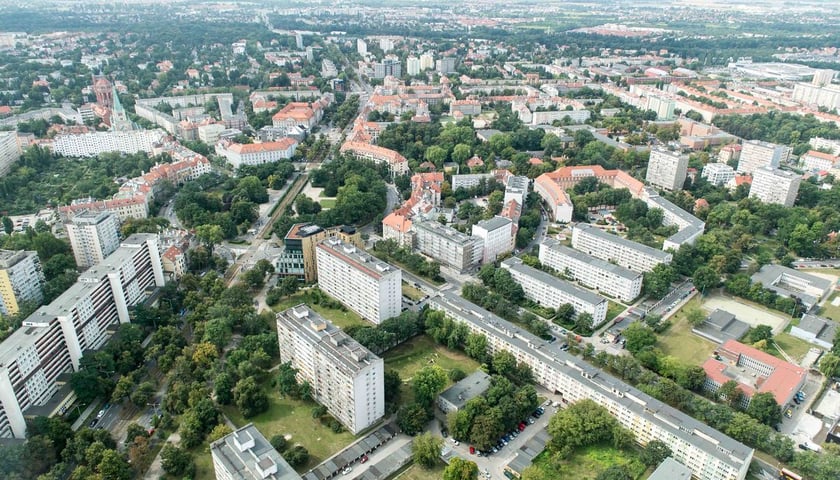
[0, 250, 44, 317]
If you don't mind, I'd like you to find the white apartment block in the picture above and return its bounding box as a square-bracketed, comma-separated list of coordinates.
[501, 257, 608, 327]
[792, 82, 840, 110]
[0, 250, 45, 317]
[276, 305, 384, 435]
[701, 162, 736, 187]
[428, 292, 753, 480]
[315, 238, 401, 324]
[646, 148, 688, 191]
[198, 123, 226, 144]
[215, 138, 298, 169]
[210, 424, 301, 480]
[504, 175, 529, 206]
[737, 140, 791, 174]
[66, 211, 121, 269]
[419, 53, 435, 70]
[471, 216, 514, 264]
[800, 150, 840, 172]
[52, 130, 166, 158]
[0, 234, 164, 438]
[413, 220, 482, 273]
[749, 167, 801, 207]
[451, 173, 493, 190]
[0, 130, 21, 176]
[406, 56, 421, 76]
[809, 137, 840, 156]
[539, 239, 642, 303]
[571, 223, 672, 273]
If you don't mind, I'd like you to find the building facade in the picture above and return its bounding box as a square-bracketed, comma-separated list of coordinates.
[748, 167, 801, 207]
[316, 238, 401, 324]
[538, 240, 642, 303]
[451, 173, 493, 190]
[0, 250, 45, 317]
[52, 130, 165, 158]
[571, 223, 672, 273]
[428, 292, 753, 480]
[274, 224, 362, 283]
[701, 163, 736, 187]
[0, 234, 164, 438]
[471, 217, 514, 264]
[501, 257, 608, 327]
[276, 305, 384, 434]
[413, 220, 482, 273]
[737, 140, 791, 174]
[215, 139, 298, 169]
[211, 423, 302, 480]
[66, 211, 121, 269]
[0, 130, 21, 176]
[646, 148, 688, 191]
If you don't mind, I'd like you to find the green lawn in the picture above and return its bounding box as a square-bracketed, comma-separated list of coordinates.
[531, 444, 648, 479]
[773, 333, 815, 361]
[272, 290, 370, 330]
[384, 335, 481, 404]
[818, 292, 840, 321]
[222, 383, 355, 472]
[320, 198, 336, 209]
[605, 301, 626, 323]
[188, 445, 215, 480]
[394, 462, 445, 480]
[402, 283, 426, 301]
[657, 298, 718, 366]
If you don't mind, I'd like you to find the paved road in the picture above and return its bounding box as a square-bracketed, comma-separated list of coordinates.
[646, 280, 696, 319]
[792, 260, 840, 269]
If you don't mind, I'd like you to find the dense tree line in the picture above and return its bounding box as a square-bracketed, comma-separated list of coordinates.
[174, 173, 267, 238]
[372, 239, 443, 282]
[344, 310, 424, 355]
[713, 112, 840, 155]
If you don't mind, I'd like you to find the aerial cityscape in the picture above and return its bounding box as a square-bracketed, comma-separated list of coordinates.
[1, 1, 840, 480]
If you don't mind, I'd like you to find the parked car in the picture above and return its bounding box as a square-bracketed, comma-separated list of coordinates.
[342, 467, 352, 475]
[360, 455, 368, 464]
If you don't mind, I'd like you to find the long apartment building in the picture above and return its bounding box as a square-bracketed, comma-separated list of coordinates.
[0, 130, 21, 176]
[66, 211, 121, 269]
[0, 234, 165, 438]
[571, 223, 672, 273]
[52, 129, 166, 158]
[538, 239, 642, 303]
[0, 250, 45, 317]
[501, 257, 608, 327]
[276, 305, 384, 434]
[316, 238, 401, 324]
[428, 291, 754, 480]
[413, 220, 482, 273]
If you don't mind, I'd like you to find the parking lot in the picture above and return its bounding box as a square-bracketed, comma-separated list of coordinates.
[779, 373, 823, 436]
[442, 393, 563, 480]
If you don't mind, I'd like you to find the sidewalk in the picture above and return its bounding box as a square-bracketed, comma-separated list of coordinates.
[70, 402, 99, 431]
[144, 432, 181, 480]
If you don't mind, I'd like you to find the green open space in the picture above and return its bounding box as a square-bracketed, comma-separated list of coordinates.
[272, 290, 370, 330]
[222, 381, 355, 472]
[818, 292, 840, 321]
[530, 444, 648, 480]
[384, 335, 481, 404]
[187, 445, 215, 480]
[605, 301, 626, 323]
[773, 333, 815, 361]
[319, 198, 336, 209]
[401, 283, 426, 301]
[394, 462, 445, 480]
[657, 297, 717, 366]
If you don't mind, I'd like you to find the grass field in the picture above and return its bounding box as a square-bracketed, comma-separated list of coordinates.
[657, 298, 718, 365]
[531, 444, 648, 479]
[402, 283, 426, 301]
[189, 445, 215, 480]
[606, 301, 626, 323]
[384, 335, 481, 404]
[773, 333, 814, 361]
[272, 290, 370, 330]
[320, 198, 336, 209]
[393, 462, 445, 480]
[222, 382, 355, 472]
[818, 292, 840, 321]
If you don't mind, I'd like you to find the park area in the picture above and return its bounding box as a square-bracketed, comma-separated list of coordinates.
[393, 462, 445, 480]
[384, 335, 481, 404]
[272, 289, 369, 330]
[530, 444, 648, 480]
[657, 297, 718, 365]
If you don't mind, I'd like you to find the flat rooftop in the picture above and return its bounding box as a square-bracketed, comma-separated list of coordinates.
[540, 239, 641, 281]
[414, 219, 476, 245]
[317, 237, 398, 280]
[573, 223, 671, 261]
[210, 423, 301, 480]
[501, 257, 606, 307]
[438, 370, 492, 410]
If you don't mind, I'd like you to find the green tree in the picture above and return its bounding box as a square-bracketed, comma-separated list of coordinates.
[820, 352, 840, 378]
[397, 403, 430, 436]
[686, 308, 706, 326]
[443, 457, 479, 480]
[97, 450, 131, 480]
[195, 224, 224, 255]
[746, 392, 782, 426]
[412, 432, 443, 468]
[234, 376, 269, 418]
[692, 266, 720, 292]
[595, 465, 633, 480]
[451, 143, 472, 164]
[424, 145, 448, 167]
[548, 399, 619, 454]
[130, 382, 155, 407]
[621, 323, 657, 354]
[717, 380, 744, 408]
[640, 439, 672, 467]
[161, 444, 194, 477]
[750, 325, 773, 343]
[412, 365, 447, 409]
[282, 445, 310, 467]
[1, 216, 12, 235]
[643, 264, 676, 298]
[270, 435, 288, 452]
[492, 350, 517, 377]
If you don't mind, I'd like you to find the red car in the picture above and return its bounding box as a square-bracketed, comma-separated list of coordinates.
[518, 423, 526, 432]
[469, 446, 476, 454]
[360, 455, 368, 464]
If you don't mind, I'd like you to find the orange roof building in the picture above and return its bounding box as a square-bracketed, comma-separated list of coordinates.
[215, 138, 299, 168]
[702, 339, 806, 408]
[340, 141, 409, 176]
